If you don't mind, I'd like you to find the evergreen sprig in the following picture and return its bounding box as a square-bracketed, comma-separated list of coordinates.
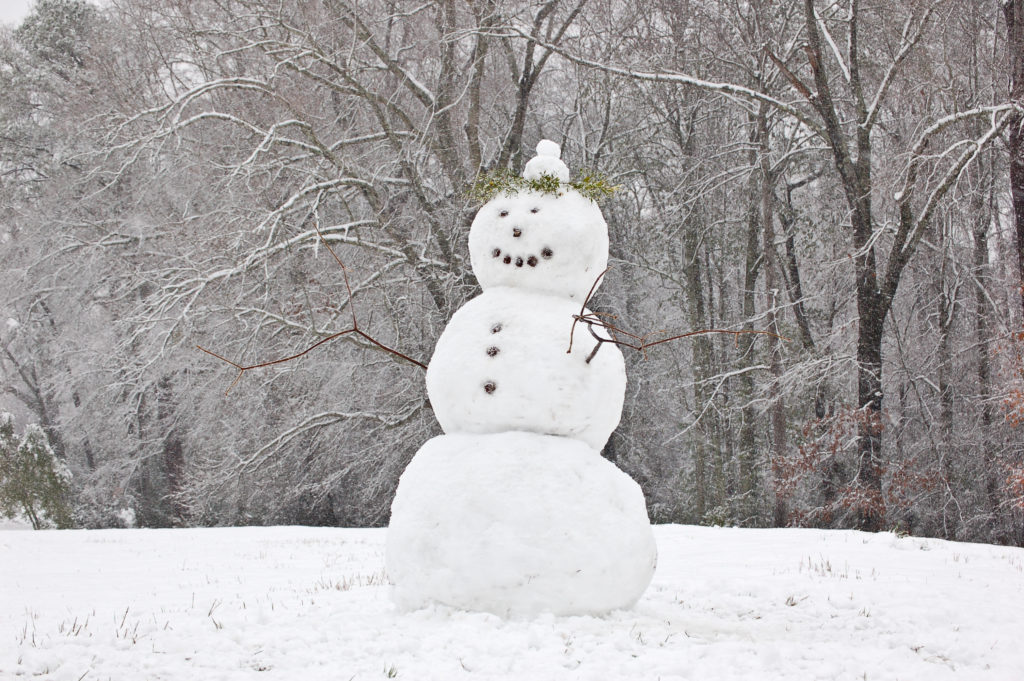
[470, 169, 619, 204]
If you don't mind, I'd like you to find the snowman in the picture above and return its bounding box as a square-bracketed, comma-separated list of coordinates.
[386, 141, 657, 617]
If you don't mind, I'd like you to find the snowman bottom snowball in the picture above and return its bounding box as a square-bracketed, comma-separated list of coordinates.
[386, 431, 657, 617]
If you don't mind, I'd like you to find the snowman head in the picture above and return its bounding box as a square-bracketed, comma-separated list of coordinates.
[468, 141, 610, 301]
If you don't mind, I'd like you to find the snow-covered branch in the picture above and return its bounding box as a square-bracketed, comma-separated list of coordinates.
[499, 28, 827, 140]
[863, 3, 940, 132]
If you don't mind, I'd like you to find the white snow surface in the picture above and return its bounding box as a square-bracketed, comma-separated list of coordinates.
[3, 525, 1023, 680]
[426, 288, 625, 450]
[387, 432, 656, 616]
[468, 190, 608, 302]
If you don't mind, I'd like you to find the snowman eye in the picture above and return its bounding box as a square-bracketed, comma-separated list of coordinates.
[499, 210, 509, 217]
[492, 248, 501, 258]
[486, 346, 500, 357]
[530, 207, 540, 214]
[490, 323, 502, 333]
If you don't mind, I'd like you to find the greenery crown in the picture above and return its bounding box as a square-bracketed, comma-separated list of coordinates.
[469, 168, 619, 204]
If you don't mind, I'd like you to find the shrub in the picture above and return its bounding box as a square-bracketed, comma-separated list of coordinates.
[0, 413, 73, 529]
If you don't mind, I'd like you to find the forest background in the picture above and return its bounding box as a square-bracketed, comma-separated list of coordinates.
[3, 0, 1024, 545]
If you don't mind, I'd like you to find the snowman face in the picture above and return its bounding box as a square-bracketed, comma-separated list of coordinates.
[468, 189, 609, 301]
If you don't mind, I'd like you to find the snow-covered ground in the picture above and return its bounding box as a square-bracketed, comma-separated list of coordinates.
[1, 524, 1022, 680]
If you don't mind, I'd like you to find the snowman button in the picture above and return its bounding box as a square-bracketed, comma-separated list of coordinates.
[486, 346, 499, 357]
[483, 381, 497, 394]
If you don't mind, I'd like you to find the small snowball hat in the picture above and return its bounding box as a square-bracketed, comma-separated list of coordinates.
[522, 139, 570, 182]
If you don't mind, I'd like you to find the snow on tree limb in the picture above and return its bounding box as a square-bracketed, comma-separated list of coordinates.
[813, 6, 850, 84]
[862, 5, 939, 132]
[198, 224, 427, 394]
[498, 27, 827, 140]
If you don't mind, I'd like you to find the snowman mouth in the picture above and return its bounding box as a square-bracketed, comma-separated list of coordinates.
[492, 247, 552, 268]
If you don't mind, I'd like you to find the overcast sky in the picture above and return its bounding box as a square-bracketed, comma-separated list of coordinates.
[0, 0, 31, 28]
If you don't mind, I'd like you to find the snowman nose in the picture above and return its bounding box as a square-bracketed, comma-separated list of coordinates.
[512, 227, 522, 237]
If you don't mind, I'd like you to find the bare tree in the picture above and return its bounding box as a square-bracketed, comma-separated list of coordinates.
[1005, 0, 1024, 316]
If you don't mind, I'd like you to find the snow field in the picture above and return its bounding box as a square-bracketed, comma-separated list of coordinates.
[2, 524, 1023, 680]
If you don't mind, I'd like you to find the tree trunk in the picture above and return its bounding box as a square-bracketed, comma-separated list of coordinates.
[937, 223, 956, 538]
[778, 181, 816, 353]
[757, 108, 788, 526]
[1005, 0, 1024, 316]
[157, 375, 186, 523]
[973, 166, 1002, 532]
[801, 0, 887, 530]
[737, 189, 762, 504]
[855, 299, 886, 530]
[682, 220, 714, 521]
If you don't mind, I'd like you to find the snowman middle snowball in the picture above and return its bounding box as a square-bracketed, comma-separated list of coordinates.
[426, 287, 626, 450]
